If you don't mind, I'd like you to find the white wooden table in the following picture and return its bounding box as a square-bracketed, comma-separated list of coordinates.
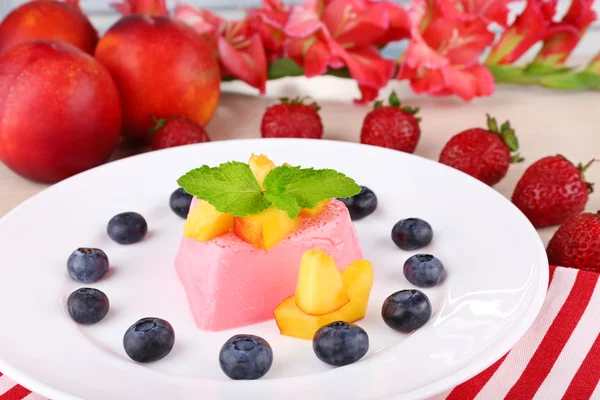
[1, 78, 599, 247]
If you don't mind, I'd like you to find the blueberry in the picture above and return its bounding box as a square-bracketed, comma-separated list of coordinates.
[107, 212, 148, 244]
[219, 334, 273, 380]
[67, 248, 109, 283]
[170, 188, 193, 219]
[338, 186, 377, 220]
[313, 321, 369, 367]
[404, 254, 446, 288]
[391, 218, 433, 250]
[382, 289, 432, 333]
[123, 317, 175, 363]
[67, 288, 109, 324]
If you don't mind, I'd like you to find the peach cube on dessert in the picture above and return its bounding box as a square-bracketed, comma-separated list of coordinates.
[174, 199, 363, 331]
[183, 199, 234, 242]
[233, 206, 300, 251]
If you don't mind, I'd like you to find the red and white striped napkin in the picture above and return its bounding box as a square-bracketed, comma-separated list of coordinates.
[1, 266, 598, 400]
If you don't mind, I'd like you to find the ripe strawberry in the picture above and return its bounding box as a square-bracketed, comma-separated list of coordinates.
[261, 97, 323, 139]
[547, 212, 600, 273]
[360, 91, 420, 153]
[150, 116, 210, 150]
[512, 156, 594, 228]
[439, 115, 523, 186]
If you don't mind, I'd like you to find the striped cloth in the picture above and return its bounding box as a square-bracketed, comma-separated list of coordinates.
[1, 266, 599, 400]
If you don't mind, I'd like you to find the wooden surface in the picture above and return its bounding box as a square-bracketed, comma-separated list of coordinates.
[1, 78, 599, 247]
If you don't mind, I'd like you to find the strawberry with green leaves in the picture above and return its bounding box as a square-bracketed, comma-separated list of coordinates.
[512, 156, 594, 228]
[360, 92, 421, 153]
[439, 115, 523, 186]
[261, 97, 323, 139]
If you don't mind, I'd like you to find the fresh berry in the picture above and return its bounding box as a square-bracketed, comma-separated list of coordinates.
[150, 116, 210, 150]
[382, 289, 432, 333]
[67, 248, 109, 283]
[107, 212, 148, 244]
[219, 334, 273, 380]
[392, 218, 433, 250]
[439, 115, 523, 186]
[67, 288, 109, 324]
[547, 212, 600, 273]
[338, 186, 377, 220]
[123, 317, 175, 363]
[512, 156, 594, 228]
[261, 97, 323, 139]
[170, 188, 193, 219]
[404, 254, 445, 288]
[360, 91, 420, 153]
[313, 321, 369, 367]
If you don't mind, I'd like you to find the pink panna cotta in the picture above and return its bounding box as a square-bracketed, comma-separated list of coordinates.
[174, 199, 363, 331]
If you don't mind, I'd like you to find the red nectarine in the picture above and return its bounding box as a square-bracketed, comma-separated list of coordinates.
[0, 0, 98, 56]
[0, 40, 122, 182]
[95, 15, 221, 142]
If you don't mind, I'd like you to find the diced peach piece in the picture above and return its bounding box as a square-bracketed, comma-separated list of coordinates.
[274, 259, 374, 340]
[300, 200, 331, 218]
[234, 206, 300, 250]
[249, 153, 276, 190]
[295, 249, 349, 315]
[183, 200, 234, 242]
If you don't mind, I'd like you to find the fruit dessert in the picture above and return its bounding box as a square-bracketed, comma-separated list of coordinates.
[175, 155, 363, 331]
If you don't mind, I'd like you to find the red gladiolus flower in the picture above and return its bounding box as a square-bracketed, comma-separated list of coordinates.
[284, 0, 409, 103]
[247, 0, 290, 60]
[533, 0, 597, 67]
[110, 0, 168, 16]
[438, 0, 517, 28]
[397, 0, 495, 101]
[486, 0, 578, 65]
[174, 5, 268, 93]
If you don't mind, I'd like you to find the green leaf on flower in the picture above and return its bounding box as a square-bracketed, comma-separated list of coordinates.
[267, 58, 305, 80]
[177, 162, 270, 216]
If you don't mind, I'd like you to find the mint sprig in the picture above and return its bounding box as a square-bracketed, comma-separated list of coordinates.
[177, 162, 361, 218]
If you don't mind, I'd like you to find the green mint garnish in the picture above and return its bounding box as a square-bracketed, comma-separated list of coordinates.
[177, 162, 361, 219]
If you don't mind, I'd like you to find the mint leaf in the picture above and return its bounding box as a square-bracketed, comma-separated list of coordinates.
[177, 161, 270, 216]
[264, 192, 301, 219]
[264, 166, 362, 212]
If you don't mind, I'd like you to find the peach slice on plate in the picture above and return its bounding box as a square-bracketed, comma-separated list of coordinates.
[295, 249, 350, 315]
[274, 251, 374, 340]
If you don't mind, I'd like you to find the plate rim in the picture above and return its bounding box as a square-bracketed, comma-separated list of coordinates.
[0, 138, 549, 400]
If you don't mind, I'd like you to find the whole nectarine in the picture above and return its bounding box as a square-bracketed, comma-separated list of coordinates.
[0, 40, 122, 182]
[0, 0, 98, 56]
[95, 15, 221, 142]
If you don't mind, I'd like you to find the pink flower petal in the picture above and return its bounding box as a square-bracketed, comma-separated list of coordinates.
[110, 0, 168, 16]
[284, 2, 326, 38]
[218, 34, 267, 93]
[371, 1, 411, 45]
[439, 0, 517, 28]
[356, 85, 379, 104]
[336, 45, 396, 90]
[174, 5, 225, 36]
[321, 0, 389, 47]
[285, 34, 332, 76]
[422, 18, 495, 65]
[439, 64, 494, 101]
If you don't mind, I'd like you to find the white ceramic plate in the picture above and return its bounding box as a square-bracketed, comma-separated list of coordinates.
[0, 139, 548, 400]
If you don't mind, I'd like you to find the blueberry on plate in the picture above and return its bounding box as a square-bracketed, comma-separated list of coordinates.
[170, 188, 193, 219]
[107, 212, 148, 244]
[382, 289, 432, 333]
[313, 321, 369, 367]
[67, 248, 109, 283]
[391, 218, 433, 250]
[219, 334, 273, 380]
[123, 317, 175, 363]
[338, 186, 377, 220]
[404, 254, 446, 288]
[67, 288, 109, 324]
